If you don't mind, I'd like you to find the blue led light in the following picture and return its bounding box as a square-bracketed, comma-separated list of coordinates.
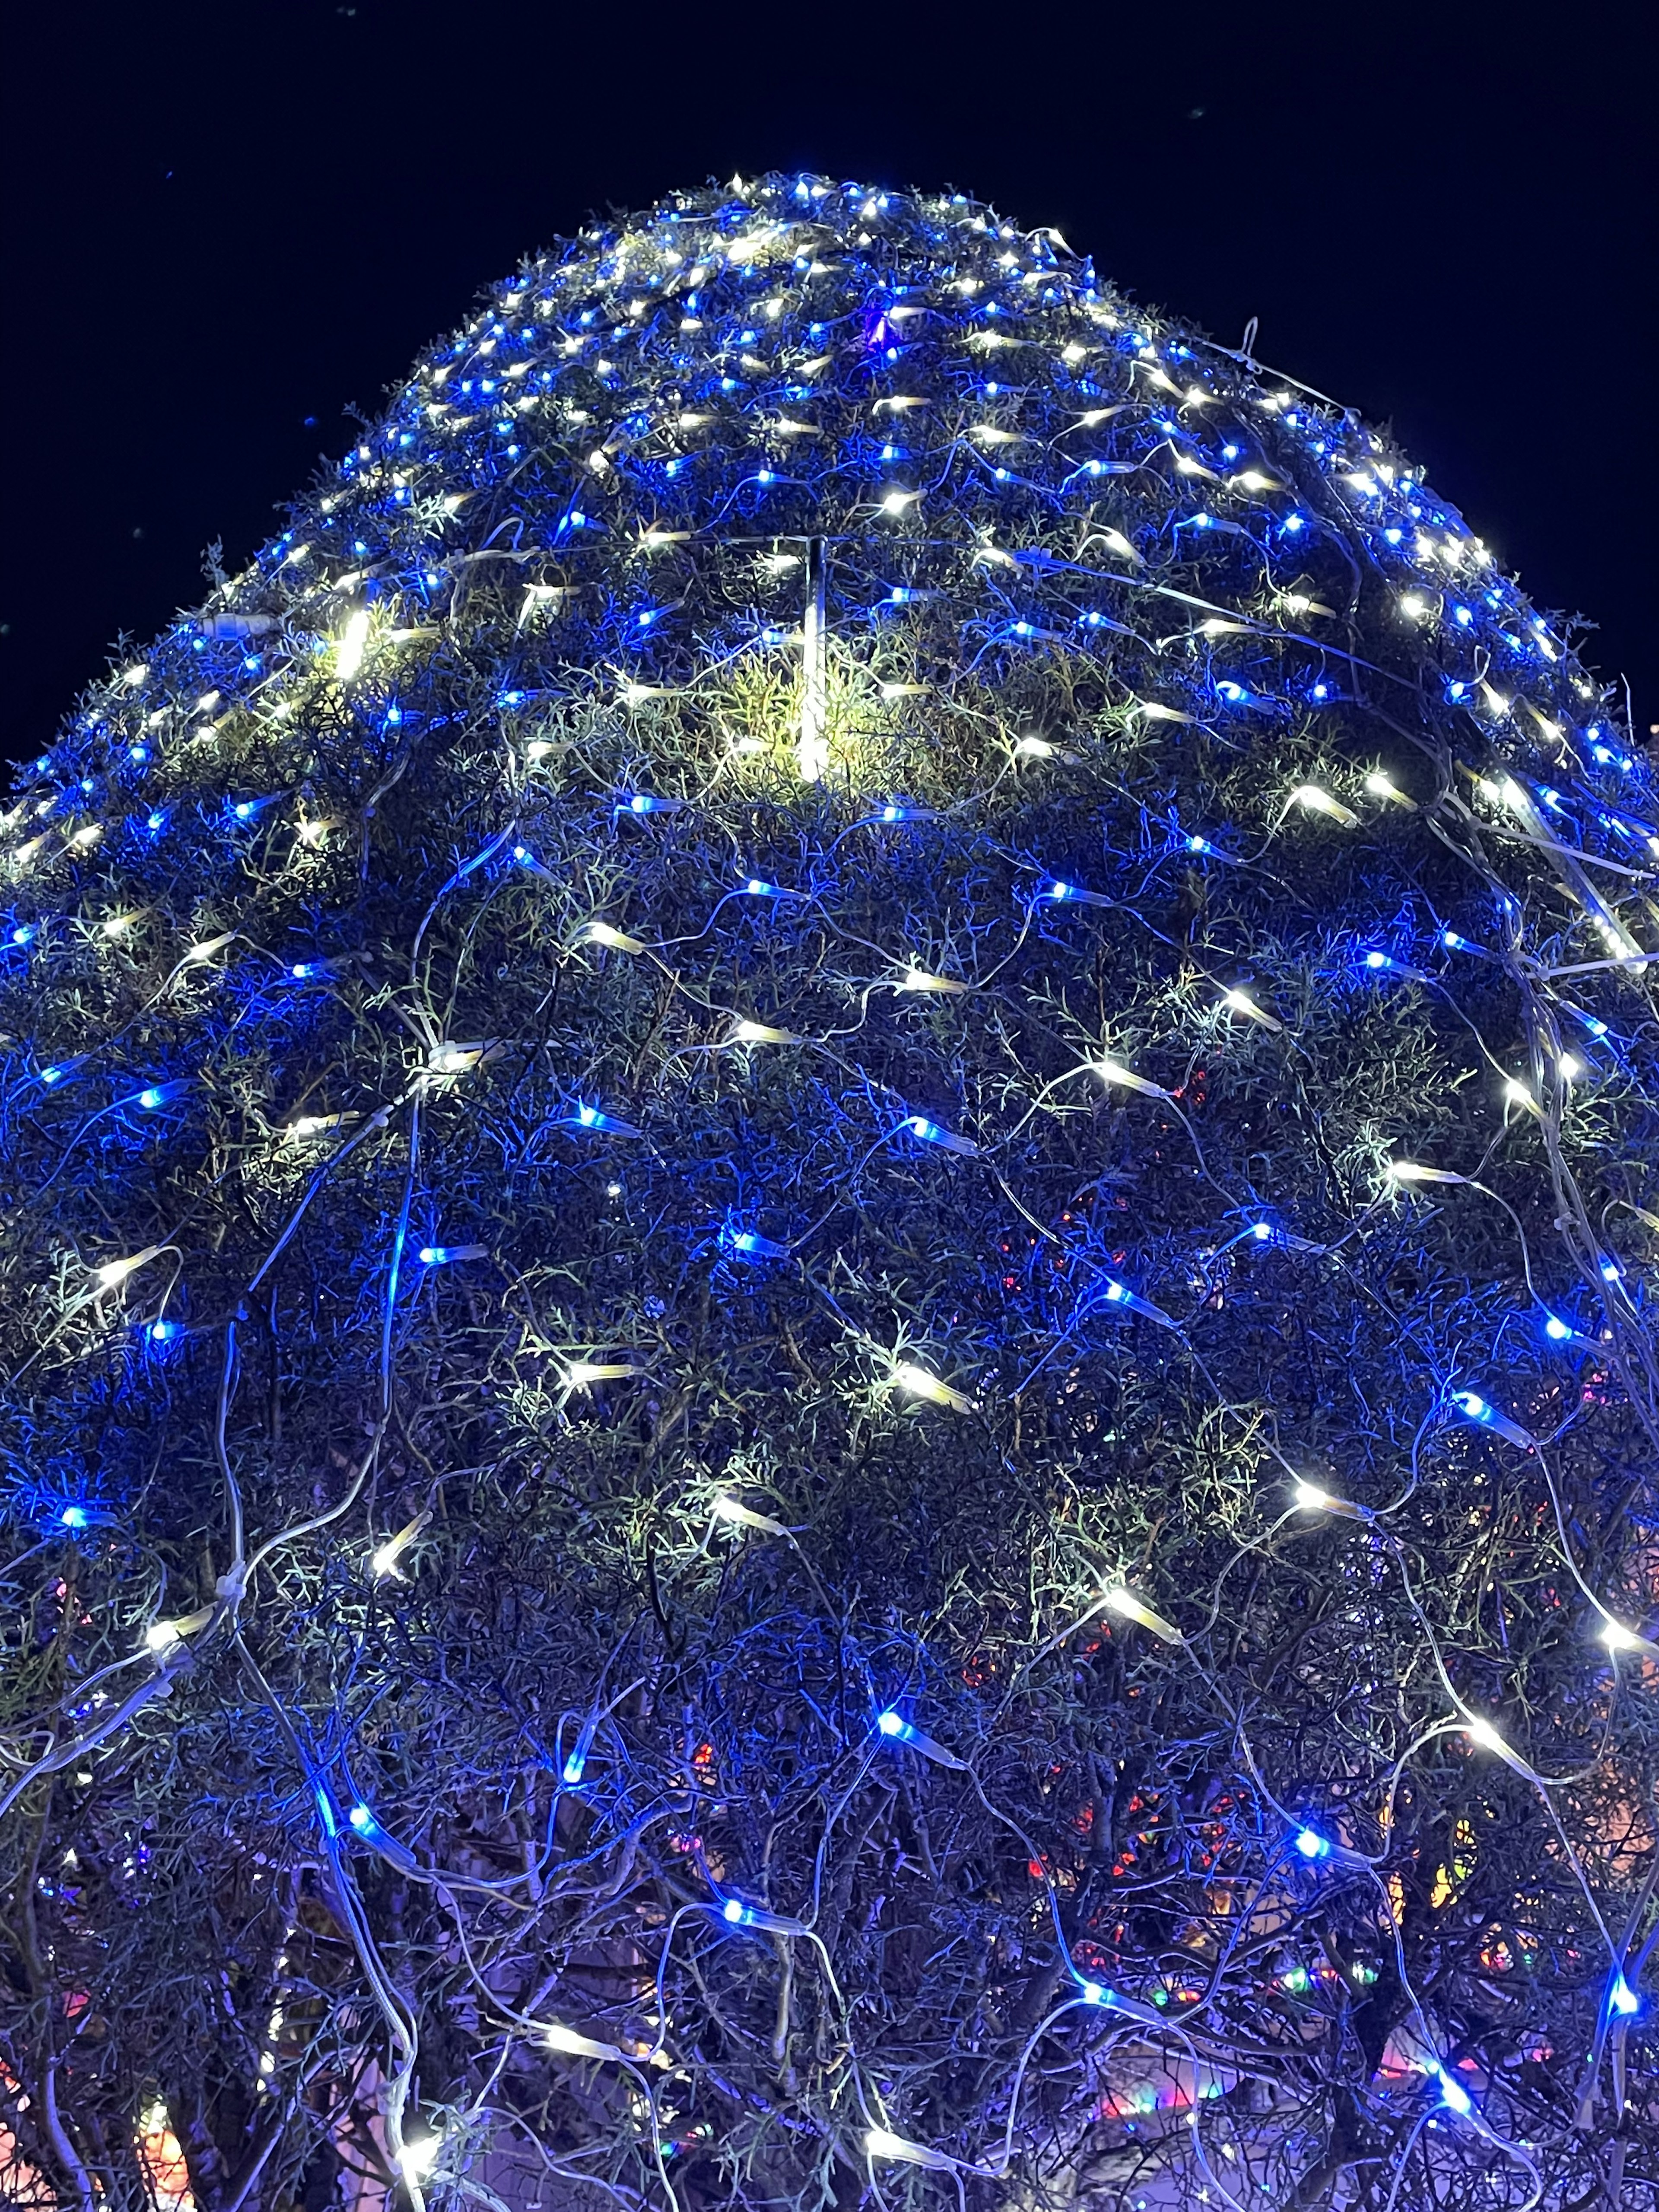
[1294, 1827, 1331, 1860]
[723, 1221, 790, 1262]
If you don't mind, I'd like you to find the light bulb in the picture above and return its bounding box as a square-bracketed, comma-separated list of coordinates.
[892, 1363, 976, 1414]
[334, 610, 371, 682]
[397, 2137, 441, 2181]
[1099, 1586, 1183, 1643]
[864, 2128, 956, 2174]
[1289, 784, 1358, 828]
[543, 2021, 626, 2062]
[1221, 987, 1281, 1031]
[711, 1494, 790, 1536]
[1093, 1059, 1168, 1098]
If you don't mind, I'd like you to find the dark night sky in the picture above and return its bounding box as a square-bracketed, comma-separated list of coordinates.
[2, 0, 1653, 771]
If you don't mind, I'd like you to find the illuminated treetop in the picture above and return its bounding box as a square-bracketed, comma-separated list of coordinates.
[4, 174, 1659, 2212]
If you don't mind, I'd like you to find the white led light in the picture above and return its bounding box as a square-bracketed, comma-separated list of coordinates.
[892, 1363, 976, 1414]
[1289, 784, 1358, 829]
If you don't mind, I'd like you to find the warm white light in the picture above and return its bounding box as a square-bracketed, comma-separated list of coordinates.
[892, 1363, 975, 1414]
[576, 920, 648, 954]
[334, 610, 371, 682]
[864, 2128, 954, 2173]
[543, 2021, 625, 2061]
[1365, 770, 1412, 805]
[1222, 988, 1281, 1030]
[565, 1360, 643, 1388]
[712, 1494, 790, 1536]
[95, 1246, 158, 1290]
[285, 1112, 348, 1140]
[427, 1042, 492, 1075]
[1094, 1059, 1169, 1099]
[397, 2137, 441, 2181]
[1289, 784, 1357, 828]
[1099, 1586, 1184, 1644]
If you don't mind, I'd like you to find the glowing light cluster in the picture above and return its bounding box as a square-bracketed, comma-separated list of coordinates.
[2, 172, 1656, 2210]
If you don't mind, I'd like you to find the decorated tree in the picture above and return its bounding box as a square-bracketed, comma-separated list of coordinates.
[5, 174, 1659, 2212]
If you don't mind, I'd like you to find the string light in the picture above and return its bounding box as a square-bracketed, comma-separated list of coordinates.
[890, 1361, 976, 1414]
[1093, 1058, 1171, 1098]
[710, 1494, 791, 1536]
[1288, 783, 1359, 829]
[1099, 1586, 1184, 1643]
[864, 2127, 961, 2174]
[334, 610, 372, 682]
[2, 171, 1645, 2212]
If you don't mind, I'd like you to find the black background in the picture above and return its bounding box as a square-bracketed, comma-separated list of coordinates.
[2, 0, 1652, 769]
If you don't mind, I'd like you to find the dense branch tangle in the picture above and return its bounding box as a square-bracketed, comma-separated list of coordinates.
[3, 174, 1659, 2212]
